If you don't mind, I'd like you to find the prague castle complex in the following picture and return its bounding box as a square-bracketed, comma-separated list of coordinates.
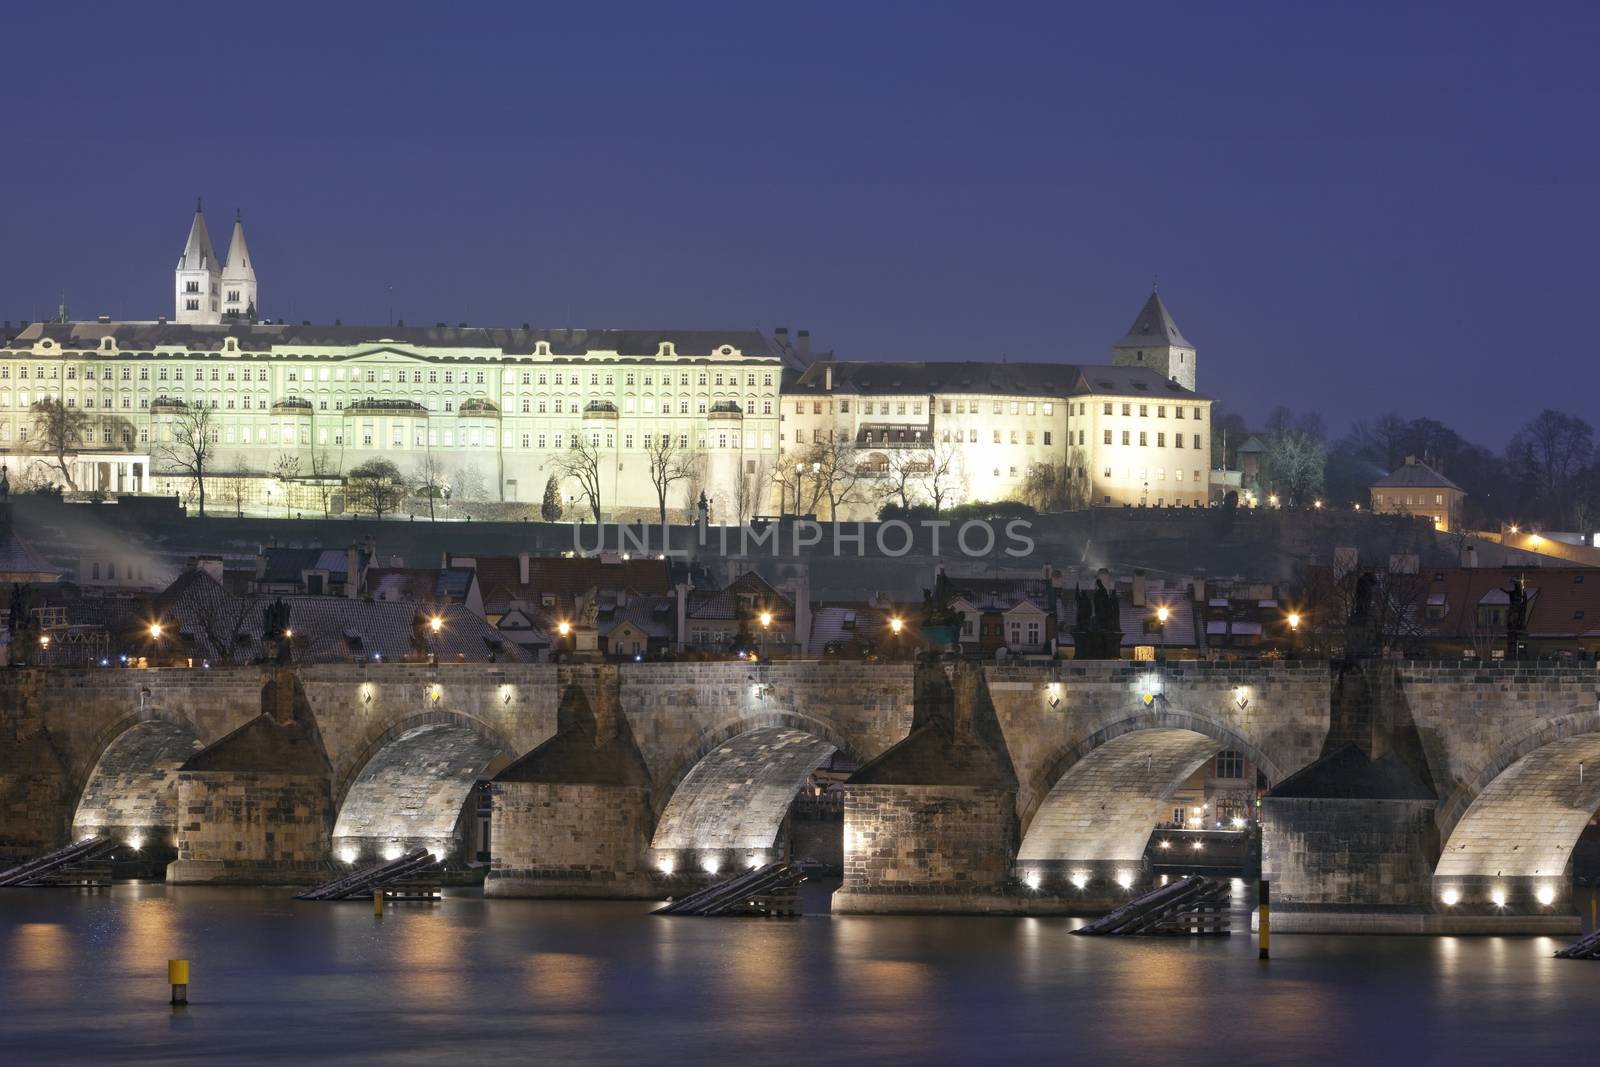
[0, 205, 1213, 519]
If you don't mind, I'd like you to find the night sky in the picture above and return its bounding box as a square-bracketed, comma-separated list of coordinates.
[2, 2, 1594, 446]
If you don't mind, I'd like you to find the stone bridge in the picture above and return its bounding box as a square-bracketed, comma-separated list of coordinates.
[1, 659, 1597, 932]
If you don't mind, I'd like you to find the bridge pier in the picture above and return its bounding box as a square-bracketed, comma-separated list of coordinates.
[486, 670, 661, 898]
[167, 672, 334, 885]
[833, 663, 1024, 914]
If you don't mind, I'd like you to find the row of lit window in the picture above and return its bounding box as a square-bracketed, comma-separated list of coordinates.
[1105, 430, 1203, 449]
[1102, 402, 1203, 420]
[1102, 466, 1205, 483]
[1, 361, 776, 391]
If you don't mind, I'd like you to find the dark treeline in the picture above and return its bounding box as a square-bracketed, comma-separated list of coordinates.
[1212, 406, 1597, 532]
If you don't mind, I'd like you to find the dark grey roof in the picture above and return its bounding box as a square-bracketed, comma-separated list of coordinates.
[1112, 291, 1191, 350]
[1371, 459, 1464, 493]
[6, 321, 788, 361]
[784, 360, 1207, 400]
[153, 570, 523, 664]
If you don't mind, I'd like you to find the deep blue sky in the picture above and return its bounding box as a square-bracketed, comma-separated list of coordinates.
[2, 2, 1594, 446]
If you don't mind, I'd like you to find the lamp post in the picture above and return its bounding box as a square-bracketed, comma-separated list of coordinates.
[793, 464, 803, 518]
[758, 610, 772, 661]
[1155, 605, 1170, 662]
[889, 615, 904, 661]
[557, 620, 572, 660]
[1286, 611, 1301, 658]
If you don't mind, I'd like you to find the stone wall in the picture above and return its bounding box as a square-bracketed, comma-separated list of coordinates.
[169, 770, 332, 884]
[488, 782, 655, 898]
[834, 784, 1017, 914]
[1263, 796, 1437, 911]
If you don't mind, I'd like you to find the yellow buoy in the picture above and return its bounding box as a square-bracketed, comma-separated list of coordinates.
[373, 888, 384, 917]
[168, 959, 189, 1004]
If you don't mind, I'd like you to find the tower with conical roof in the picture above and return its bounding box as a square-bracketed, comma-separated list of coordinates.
[1111, 289, 1196, 391]
[175, 199, 222, 324]
[221, 209, 258, 322]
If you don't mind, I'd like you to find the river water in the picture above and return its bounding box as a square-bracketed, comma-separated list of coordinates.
[2, 882, 1596, 1066]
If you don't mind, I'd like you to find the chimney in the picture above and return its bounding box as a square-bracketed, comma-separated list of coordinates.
[255, 549, 267, 581]
[1131, 569, 1147, 608]
[775, 327, 789, 350]
[797, 329, 810, 356]
[519, 551, 530, 586]
[1405, 455, 1418, 466]
[345, 544, 359, 597]
[196, 556, 224, 585]
[824, 364, 833, 391]
[675, 581, 690, 651]
[1463, 544, 1478, 568]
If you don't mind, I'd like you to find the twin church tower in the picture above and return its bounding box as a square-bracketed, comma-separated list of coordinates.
[173, 201, 257, 325]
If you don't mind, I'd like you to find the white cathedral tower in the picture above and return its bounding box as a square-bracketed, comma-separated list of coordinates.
[174, 201, 257, 324]
[1110, 289, 1196, 392]
[221, 209, 258, 322]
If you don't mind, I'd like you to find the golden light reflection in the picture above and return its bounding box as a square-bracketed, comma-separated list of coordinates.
[123, 898, 181, 967]
[394, 916, 469, 1011]
[12, 922, 68, 972]
[9, 922, 72, 1008]
[525, 951, 600, 1011]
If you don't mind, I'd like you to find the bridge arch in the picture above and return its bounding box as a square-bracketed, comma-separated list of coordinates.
[1433, 708, 1600, 914]
[70, 709, 204, 852]
[1015, 707, 1279, 890]
[649, 712, 865, 875]
[331, 710, 517, 864]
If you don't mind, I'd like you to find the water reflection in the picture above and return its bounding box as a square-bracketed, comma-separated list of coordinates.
[525, 951, 600, 1011]
[0, 885, 1595, 1066]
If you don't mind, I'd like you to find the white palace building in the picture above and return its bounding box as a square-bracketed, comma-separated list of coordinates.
[0, 204, 1215, 519]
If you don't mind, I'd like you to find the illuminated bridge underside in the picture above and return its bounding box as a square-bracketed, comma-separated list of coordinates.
[1017, 728, 1222, 863]
[1436, 732, 1600, 880]
[651, 727, 836, 853]
[332, 722, 508, 859]
[73, 721, 202, 847]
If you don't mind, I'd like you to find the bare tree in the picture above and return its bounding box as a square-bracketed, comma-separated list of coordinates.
[1507, 409, 1594, 527]
[155, 403, 216, 517]
[346, 458, 408, 519]
[681, 453, 708, 520]
[226, 469, 255, 517]
[30, 397, 91, 490]
[1021, 447, 1093, 512]
[920, 439, 966, 513]
[308, 449, 342, 518]
[413, 452, 447, 519]
[645, 434, 695, 524]
[875, 449, 922, 512]
[271, 453, 302, 517]
[733, 456, 772, 523]
[452, 462, 488, 504]
[556, 435, 604, 523]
